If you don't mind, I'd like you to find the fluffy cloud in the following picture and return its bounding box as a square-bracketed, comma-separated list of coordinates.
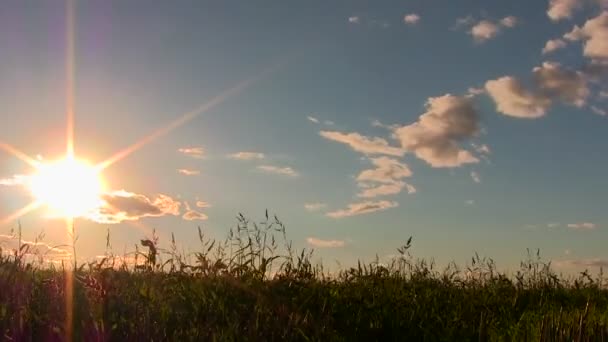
[567, 222, 597, 230]
[320, 131, 405, 157]
[564, 12, 608, 61]
[485, 77, 552, 118]
[548, 0, 583, 21]
[304, 202, 327, 211]
[178, 147, 204, 159]
[228, 152, 265, 160]
[403, 14, 421, 25]
[485, 62, 590, 118]
[326, 200, 398, 218]
[257, 165, 299, 177]
[306, 237, 346, 248]
[86, 190, 181, 224]
[466, 16, 518, 43]
[177, 169, 200, 176]
[533, 62, 590, 107]
[542, 39, 568, 54]
[392, 94, 480, 168]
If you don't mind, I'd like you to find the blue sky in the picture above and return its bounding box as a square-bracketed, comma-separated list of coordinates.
[1, 0, 607, 272]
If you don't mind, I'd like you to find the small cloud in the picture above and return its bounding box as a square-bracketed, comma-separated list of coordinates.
[542, 39, 567, 54]
[500, 16, 518, 28]
[228, 152, 265, 160]
[548, 222, 561, 228]
[470, 171, 481, 183]
[591, 105, 607, 116]
[304, 202, 327, 212]
[554, 258, 608, 268]
[547, 0, 584, 21]
[307, 237, 346, 248]
[257, 165, 299, 177]
[307, 116, 320, 124]
[465, 200, 475, 205]
[348, 16, 360, 24]
[461, 16, 518, 43]
[405, 183, 417, 194]
[567, 222, 597, 230]
[0, 174, 28, 187]
[403, 13, 421, 25]
[196, 201, 211, 208]
[182, 202, 208, 221]
[326, 200, 398, 219]
[472, 143, 491, 155]
[178, 169, 200, 176]
[467, 87, 485, 97]
[454, 15, 475, 30]
[178, 147, 205, 159]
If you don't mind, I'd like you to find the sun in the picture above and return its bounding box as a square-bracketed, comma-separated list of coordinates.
[28, 156, 105, 218]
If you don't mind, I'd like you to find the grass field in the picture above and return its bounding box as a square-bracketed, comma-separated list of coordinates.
[1, 213, 607, 341]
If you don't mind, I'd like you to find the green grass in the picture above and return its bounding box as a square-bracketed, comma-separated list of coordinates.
[1, 212, 607, 341]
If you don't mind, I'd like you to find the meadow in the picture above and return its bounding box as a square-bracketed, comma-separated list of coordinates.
[1, 212, 607, 341]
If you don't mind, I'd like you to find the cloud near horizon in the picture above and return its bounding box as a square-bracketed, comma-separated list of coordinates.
[306, 237, 346, 248]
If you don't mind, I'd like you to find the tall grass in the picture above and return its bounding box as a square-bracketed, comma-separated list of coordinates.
[1, 212, 607, 341]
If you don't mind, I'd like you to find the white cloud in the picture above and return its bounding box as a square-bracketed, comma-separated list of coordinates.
[320, 131, 405, 157]
[348, 16, 360, 24]
[485, 76, 552, 118]
[567, 222, 597, 230]
[326, 200, 398, 218]
[467, 87, 485, 97]
[177, 169, 200, 176]
[228, 152, 265, 160]
[465, 200, 475, 205]
[306, 237, 346, 248]
[392, 94, 480, 168]
[470, 171, 481, 183]
[0, 174, 28, 186]
[307, 116, 320, 124]
[466, 16, 518, 43]
[304, 202, 327, 211]
[403, 13, 421, 25]
[257, 165, 299, 177]
[564, 12, 608, 60]
[87, 190, 181, 224]
[178, 147, 205, 159]
[548, 0, 583, 21]
[554, 258, 608, 268]
[542, 39, 568, 54]
[591, 105, 607, 115]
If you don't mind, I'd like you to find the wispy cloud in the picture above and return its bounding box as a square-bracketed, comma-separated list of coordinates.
[357, 182, 406, 198]
[355, 157, 414, 198]
[320, 131, 405, 157]
[567, 222, 597, 230]
[326, 200, 398, 218]
[257, 165, 299, 177]
[306, 237, 346, 248]
[196, 201, 211, 208]
[304, 202, 327, 211]
[178, 169, 200, 176]
[228, 152, 265, 160]
[178, 147, 205, 159]
[182, 202, 208, 221]
[86, 190, 181, 224]
[307, 116, 320, 123]
[554, 258, 608, 268]
[348, 16, 360, 24]
[470, 171, 481, 183]
[465, 200, 475, 205]
[0, 174, 28, 186]
[0, 234, 71, 260]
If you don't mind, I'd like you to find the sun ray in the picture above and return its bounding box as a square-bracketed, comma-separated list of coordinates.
[65, 0, 76, 159]
[96, 61, 286, 171]
[0, 142, 39, 168]
[0, 201, 41, 226]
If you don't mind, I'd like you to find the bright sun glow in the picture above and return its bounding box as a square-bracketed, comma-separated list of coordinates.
[28, 157, 104, 218]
